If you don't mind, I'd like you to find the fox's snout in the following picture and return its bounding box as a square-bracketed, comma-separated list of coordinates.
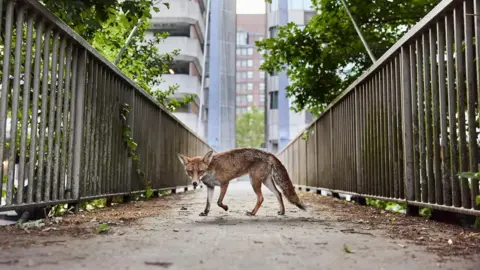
[192, 181, 198, 188]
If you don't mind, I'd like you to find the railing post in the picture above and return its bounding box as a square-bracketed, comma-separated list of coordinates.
[72, 49, 87, 206]
[127, 90, 135, 195]
[401, 46, 418, 216]
[355, 88, 362, 195]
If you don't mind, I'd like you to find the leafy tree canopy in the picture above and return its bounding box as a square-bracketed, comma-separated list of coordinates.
[257, 0, 440, 115]
[41, 0, 194, 111]
[236, 106, 265, 148]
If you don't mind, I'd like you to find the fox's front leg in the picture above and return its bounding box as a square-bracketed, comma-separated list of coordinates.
[217, 182, 229, 211]
[200, 186, 214, 216]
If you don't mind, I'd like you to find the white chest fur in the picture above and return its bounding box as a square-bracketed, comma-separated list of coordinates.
[201, 173, 221, 187]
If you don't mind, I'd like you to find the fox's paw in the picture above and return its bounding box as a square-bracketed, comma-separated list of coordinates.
[220, 205, 229, 211]
[277, 211, 285, 216]
[246, 211, 255, 216]
[199, 212, 208, 216]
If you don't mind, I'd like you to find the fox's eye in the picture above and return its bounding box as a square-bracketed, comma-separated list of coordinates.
[198, 170, 204, 174]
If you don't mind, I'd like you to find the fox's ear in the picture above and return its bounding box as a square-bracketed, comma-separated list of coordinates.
[203, 150, 214, 165]
[177, 153, 190, 165]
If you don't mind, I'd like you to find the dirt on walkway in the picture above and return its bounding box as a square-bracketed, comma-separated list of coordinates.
[0, 181, 479, 269]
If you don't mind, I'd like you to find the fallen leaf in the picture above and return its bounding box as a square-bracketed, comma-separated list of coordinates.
[343, 244, 353, 253]
[448, 239, 453, 245]
[173, 229, 179, 232]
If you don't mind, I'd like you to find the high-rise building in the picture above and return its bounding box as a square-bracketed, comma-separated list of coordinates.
[235, 14, 266, 115]
[265, 0, 316, 153]
[147, 0, 237, 150]
[206, 0, 237, 151]
[147, 0, 207, 136]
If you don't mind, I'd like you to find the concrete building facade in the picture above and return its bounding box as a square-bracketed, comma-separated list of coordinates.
[265, 0, 316, 153]
[206, 0, 237, 151]
[235, 14, 266, 115]
[148, 0, 207, 136]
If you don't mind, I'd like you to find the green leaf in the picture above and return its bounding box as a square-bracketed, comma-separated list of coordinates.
[97, 223, 110, 234]
[343, 244, 353, 253]
[163, 3, 170, 9]
[127, 140, 138, 151]
[476, 195, 480, 206]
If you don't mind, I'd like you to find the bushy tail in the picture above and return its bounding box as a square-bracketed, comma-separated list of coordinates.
[269, 156, 306, 211]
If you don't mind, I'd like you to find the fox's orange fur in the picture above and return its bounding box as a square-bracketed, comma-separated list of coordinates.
[177, 148, 306, 216]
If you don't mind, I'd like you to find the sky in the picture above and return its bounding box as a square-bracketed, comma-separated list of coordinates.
[237, 0, 266, 14]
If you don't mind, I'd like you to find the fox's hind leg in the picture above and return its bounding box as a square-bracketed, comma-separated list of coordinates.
[246, 179, 264, 216]
[263, 177, 285, 215]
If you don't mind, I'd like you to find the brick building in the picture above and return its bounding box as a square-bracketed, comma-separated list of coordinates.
[235, 14, 266, 115]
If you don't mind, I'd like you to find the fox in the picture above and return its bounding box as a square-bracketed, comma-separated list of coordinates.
[177, 148, 306, 216]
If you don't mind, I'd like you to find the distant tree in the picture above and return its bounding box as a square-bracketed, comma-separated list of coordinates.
[236, 106, 265, 148]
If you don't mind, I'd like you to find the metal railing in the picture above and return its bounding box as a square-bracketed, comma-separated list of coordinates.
[0, 0, 211, 211]
[277, 0, 480, 216]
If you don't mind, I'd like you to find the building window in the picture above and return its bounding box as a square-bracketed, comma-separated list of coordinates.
[259, 83, 265, 90]
[242, 60, 247, 67]
[236, 95, 247, 105]
[260, 94, 265, 102]
[236, 60, 241, 67]
[247, 95, 253, 103]
[247, 83, 253, 90]
[270, 0, 278, 11]
[269, 26, 278, 38]
[247, 71, 253, 79]
[286, 0, 313, 10]
[288, 0, 303, 9]
[247, 60, 253, 67]
[242, 48, 247, 55]
[247, 48, 253, 55]
[236, 84, 241, 90]
[242, 84, 247, 91]
[236, 48, 241, 55]
[237, 32, 248, 45]
[260, 71, 265, 79]
[269, 91, 279, 109]
[304, 0, 314, 10]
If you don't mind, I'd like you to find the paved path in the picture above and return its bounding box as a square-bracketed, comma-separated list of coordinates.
[1, 181, 479, 269]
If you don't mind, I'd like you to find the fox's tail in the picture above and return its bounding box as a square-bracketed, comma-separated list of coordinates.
[269, 155, 307, 211]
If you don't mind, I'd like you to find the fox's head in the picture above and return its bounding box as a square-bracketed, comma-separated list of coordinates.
[177, 150, 214, 188]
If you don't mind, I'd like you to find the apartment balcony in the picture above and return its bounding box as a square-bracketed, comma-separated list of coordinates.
[156, 37, 204, 75]
[153, 74, 201, 97]
[151, 0, 205, 42]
